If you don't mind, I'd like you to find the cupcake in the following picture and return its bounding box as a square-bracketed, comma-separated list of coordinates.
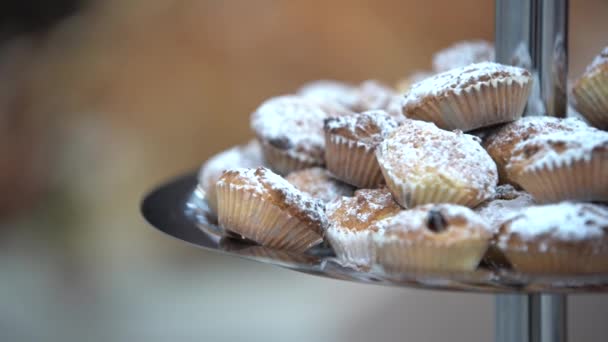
[298, 80, 359, 113]
[325, 188, 401, 266]
[571, 46, 608, 130]
[396, 71, 434, 93]
[432, 40, 495, 73]
[496, 202, 608, 274]
[251, 95, 329, 175]
[402, 62, 532, 131]
[216, 167, 326, 252]
[286, 167, 354, 203]
[197, 140, 265, 214]
[373, 204, 493, 273]
[376, 119, 498, 208]
[506, 127, 608, 203]
[324, 110, 399, 188]
[475, 184, 535, 232]
[483, 116, 589, 185]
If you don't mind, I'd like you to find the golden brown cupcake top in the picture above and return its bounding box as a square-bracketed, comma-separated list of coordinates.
[217, 167, 326, 234]
[286, 167, 354, 203]
[475, 185, 535, 232]
[198, 140, 265, 192]
[250, 95, 329, 162]
[324, 110, 399, 147]
[326, 188, 401, 232]
[576, 46, 608, 81]
[375, 204, 492, 243]
[402, 62, 531, 113]
[506, 127, 608, 175]
[496, 202, 608, 252]
[484, 116, 588, 172]
[432, 40, 495, 73]
[376, 119, 498, 202]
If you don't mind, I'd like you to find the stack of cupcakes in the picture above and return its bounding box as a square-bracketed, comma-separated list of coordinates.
[196, 41, 608, 276]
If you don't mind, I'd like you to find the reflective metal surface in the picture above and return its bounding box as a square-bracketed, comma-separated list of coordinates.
[495, 0, 568, 117]
[141, 172, 608, 294]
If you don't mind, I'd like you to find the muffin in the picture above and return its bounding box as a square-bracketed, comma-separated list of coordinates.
[285, 167, 354, 203]
[324, 110, 399, 188]
[376, 119, 498, 208]
[298, 80, 359, 112]
[251, 95, 329, 175]
[325, 188, 401, 266]
[496, 202, 608, 274]
[197, 140, 265, 214]
[571, 46, 608, 130]
[506, 127, 608, 203]
[373, 204, 493, 273]
[432, 40, 495, 73]
[216, 167, 326, 252]
[402, 62, 532, 131]
[475, 184, 535, 232]
[483, 116, 589, 184]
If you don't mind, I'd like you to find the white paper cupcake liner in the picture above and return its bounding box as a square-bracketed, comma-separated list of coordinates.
[374, 235, 490, 273]
[406, 79, 532, 131]
[378, 164, 486, 209]
[572, 71, 608, 130]
[510, 152, 607, 203]
[216, 183, 323, 252]
[503, 249, 608, 274]
[325, 134, 384, 188]
[325, 226, 378, 267]
[260, 140, 322, 175]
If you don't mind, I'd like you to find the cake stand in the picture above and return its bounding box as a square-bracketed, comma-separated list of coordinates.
[141, 1, 606, 341]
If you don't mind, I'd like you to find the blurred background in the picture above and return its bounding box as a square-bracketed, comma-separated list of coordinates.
[0, 0, 607, 341]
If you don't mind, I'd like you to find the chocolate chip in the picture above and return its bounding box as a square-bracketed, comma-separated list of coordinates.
[268, 136, 292, 150]
[426, 209, 448, 233]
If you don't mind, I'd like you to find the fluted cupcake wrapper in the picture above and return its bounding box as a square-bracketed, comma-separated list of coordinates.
[216, 183, 323, 252]
[509, 152, 608, 203]
[260, 140, 323, 176]
[503, 249, 608, 275]
[572, 71, 608, 130]
[325, 134, 384, 188]
[325, 226, 378, 267]
[374, 236, 490, 274]
[406, 79, 532, 131]
[378, 164, 485, 209]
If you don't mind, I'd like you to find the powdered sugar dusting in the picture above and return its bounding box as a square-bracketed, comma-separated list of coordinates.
[475, 185, 535, 232]
[499, 202, 608, 242]
[585, 46, 608, 75]
[251, 95, 328, 157]
[298, 80, 359, 109]
[324, 110, 399, 146]
[326, 188, 400, 230]
[403, 62, 531, 108]
[377, 119, 498, 195]
[508, 126, 608, 171]
[218, 167, 327, 226]
[286, 167, 354, 203]
[433, 40, 495, 72]
[198, 140, 264, 190]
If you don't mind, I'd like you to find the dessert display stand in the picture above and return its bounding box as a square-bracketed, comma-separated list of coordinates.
[142, 1, 605, 341]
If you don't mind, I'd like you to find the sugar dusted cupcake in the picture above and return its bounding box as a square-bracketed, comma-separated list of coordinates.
[286, 167, 354, 203]
[324, 110, 399, 188]
[376, 119, 498, 208]
[325, 188, 401, 266]
[373, 204, 493, 273]
[402, 62, 532, 131]
[496, 202, 608, 274]
[216, 167, 326, 252]
[571, 46, 608, 130]
[506, 127, 608, 203]
[475, 184, 535, 233]
[483, 116, 588, 185]
[432, 40, 495, 73]
[197, 140, 265, 214]
[396, 71, 434, 93]
[251, 95, 329, 175]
